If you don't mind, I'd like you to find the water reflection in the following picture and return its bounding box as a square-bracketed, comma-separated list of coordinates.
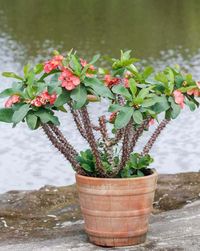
[0, 0, 200, 192]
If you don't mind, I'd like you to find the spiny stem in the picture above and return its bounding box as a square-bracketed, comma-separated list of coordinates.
[99, 115, 113, 165]
[142, 119, 170, 155]
[119, 120, 133, 171]
[99, 115, 108, 141]
[42, 124, 86, 175]
[48, 123, 78, 157]
[69, 103, 87, 140]
[80, 107, 106, 177]
[128, 117, 151, 155]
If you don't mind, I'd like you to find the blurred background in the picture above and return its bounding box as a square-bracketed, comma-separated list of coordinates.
[0, 0, 200, 193]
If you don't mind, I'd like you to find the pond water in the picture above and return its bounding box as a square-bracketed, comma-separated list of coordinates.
[0, 0, 200, 193]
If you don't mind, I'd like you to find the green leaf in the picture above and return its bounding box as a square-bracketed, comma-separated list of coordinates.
[84, 77, 114, 99]
[81, 163, 93, 172]
[129, 78, 137, 97]
[151, 96, 170, 114]
[26, 113, 38, 130]
[47, 81, 60, 94]
[155, 72, 168, 84]
[164, 67, 174, 83]
[142, 98, 157, 107]
[114, 107, 133, 129]
[70, 85, 87, 109]
[2, 72, 23, 81]
[112, 85, 132, 100]
[130, 153, 137, 167]
[34, 63, 44, 75]
[89, 54, 100, 65]
[0, 108, 14, 123]
[184, 98, 196, 111]
[175, 75, 184, 88]
[12, 104, 30, 123]
[35, 109, 60, 125]
[0, 88, 15, 98]
[27, 71, 35, 85]
[142, 66, 154, 79]
[71, 55, 81, 75]
[137, 170, 145, 177]
[168, 97, 181, 119]
[132, 110, 143, 124]
[23, 63, 30, 77]
[54, 90, 70, 107]
[108, 104, 122, 112]
[137, 87, 152, 99]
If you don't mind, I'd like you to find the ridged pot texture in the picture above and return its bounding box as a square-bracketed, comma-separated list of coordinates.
[76, 170, 158, 247]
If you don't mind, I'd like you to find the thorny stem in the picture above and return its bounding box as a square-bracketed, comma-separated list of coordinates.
[142, 119, 170, 155]
[128, 118, 151, 156]
[42, 124, 86, 176]
[80, 107, 106, 177]
[119, 120, 133, 171]
[99, 115, 113, 165]
[48, 123, 78, 157]
[69, 103, 87, 140]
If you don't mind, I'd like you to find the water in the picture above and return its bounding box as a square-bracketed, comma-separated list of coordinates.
[0, 0, 200, 193]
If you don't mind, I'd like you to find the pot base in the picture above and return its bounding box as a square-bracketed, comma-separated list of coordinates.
[89, 234, 146, 247]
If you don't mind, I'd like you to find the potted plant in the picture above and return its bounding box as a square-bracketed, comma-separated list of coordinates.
[0, 50, 199, 247]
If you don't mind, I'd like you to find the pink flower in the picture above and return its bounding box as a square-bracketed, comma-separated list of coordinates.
[124, 70, 132, 78]
[31, 97, 42, 107]
[5, 95, 20, 108]
[49, 93, 57, 105]
[173, 90, 184, 109]
[80, 58, 95, 71]
[44, 55, 63, 73]
[31, 91, 57, 107]
[148, 118, 155, 126]
[123, 78, 129, 88]
[80, 58, 95, 77]
[187, 81, 200, 96]
[104, 74, 120, 88]
[59, 68, 80, 90]
[187, 89, 200, 97]
[80, 58, 87, 67]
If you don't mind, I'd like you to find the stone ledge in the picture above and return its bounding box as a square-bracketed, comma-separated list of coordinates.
[0, 172, 200, 249]
[0, 201, 200, 250]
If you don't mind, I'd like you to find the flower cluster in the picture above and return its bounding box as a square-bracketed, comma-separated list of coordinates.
[5, 95, 20, 108]
[187, 81, 200, 97]
[31, 91, 57, 107]
[104, 75, 129, 88]
[59, 68, 80, 90]
[173, 90, 184, 109]
[104, 75, 120, 88]
[80, 58, 95, 77]
[44, 55, 63, 73]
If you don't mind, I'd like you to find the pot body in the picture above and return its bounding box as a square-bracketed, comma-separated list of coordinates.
[76, 170, 157, 247]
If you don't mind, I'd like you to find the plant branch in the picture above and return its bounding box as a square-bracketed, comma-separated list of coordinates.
[69, 103, 87, 140]
[142, 119, 170, 155]
[80, 107, 106, 177]
[128, 117, 151, 156]
[42, 123, 86, 175]
[119, 120, 133, 170]
[98, 115, 113, 165]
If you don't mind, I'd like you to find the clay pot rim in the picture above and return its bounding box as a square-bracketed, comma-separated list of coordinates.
[76, 168, 157, 181]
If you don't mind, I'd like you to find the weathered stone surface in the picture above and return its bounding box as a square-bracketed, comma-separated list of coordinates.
[0, 172, 200, 249]
[0, 201, 200, 250]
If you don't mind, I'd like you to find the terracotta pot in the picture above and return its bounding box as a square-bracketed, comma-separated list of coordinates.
[76, 169, 158, 247]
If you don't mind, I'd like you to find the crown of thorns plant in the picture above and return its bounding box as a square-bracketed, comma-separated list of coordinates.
[0, 50, 199, 178]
